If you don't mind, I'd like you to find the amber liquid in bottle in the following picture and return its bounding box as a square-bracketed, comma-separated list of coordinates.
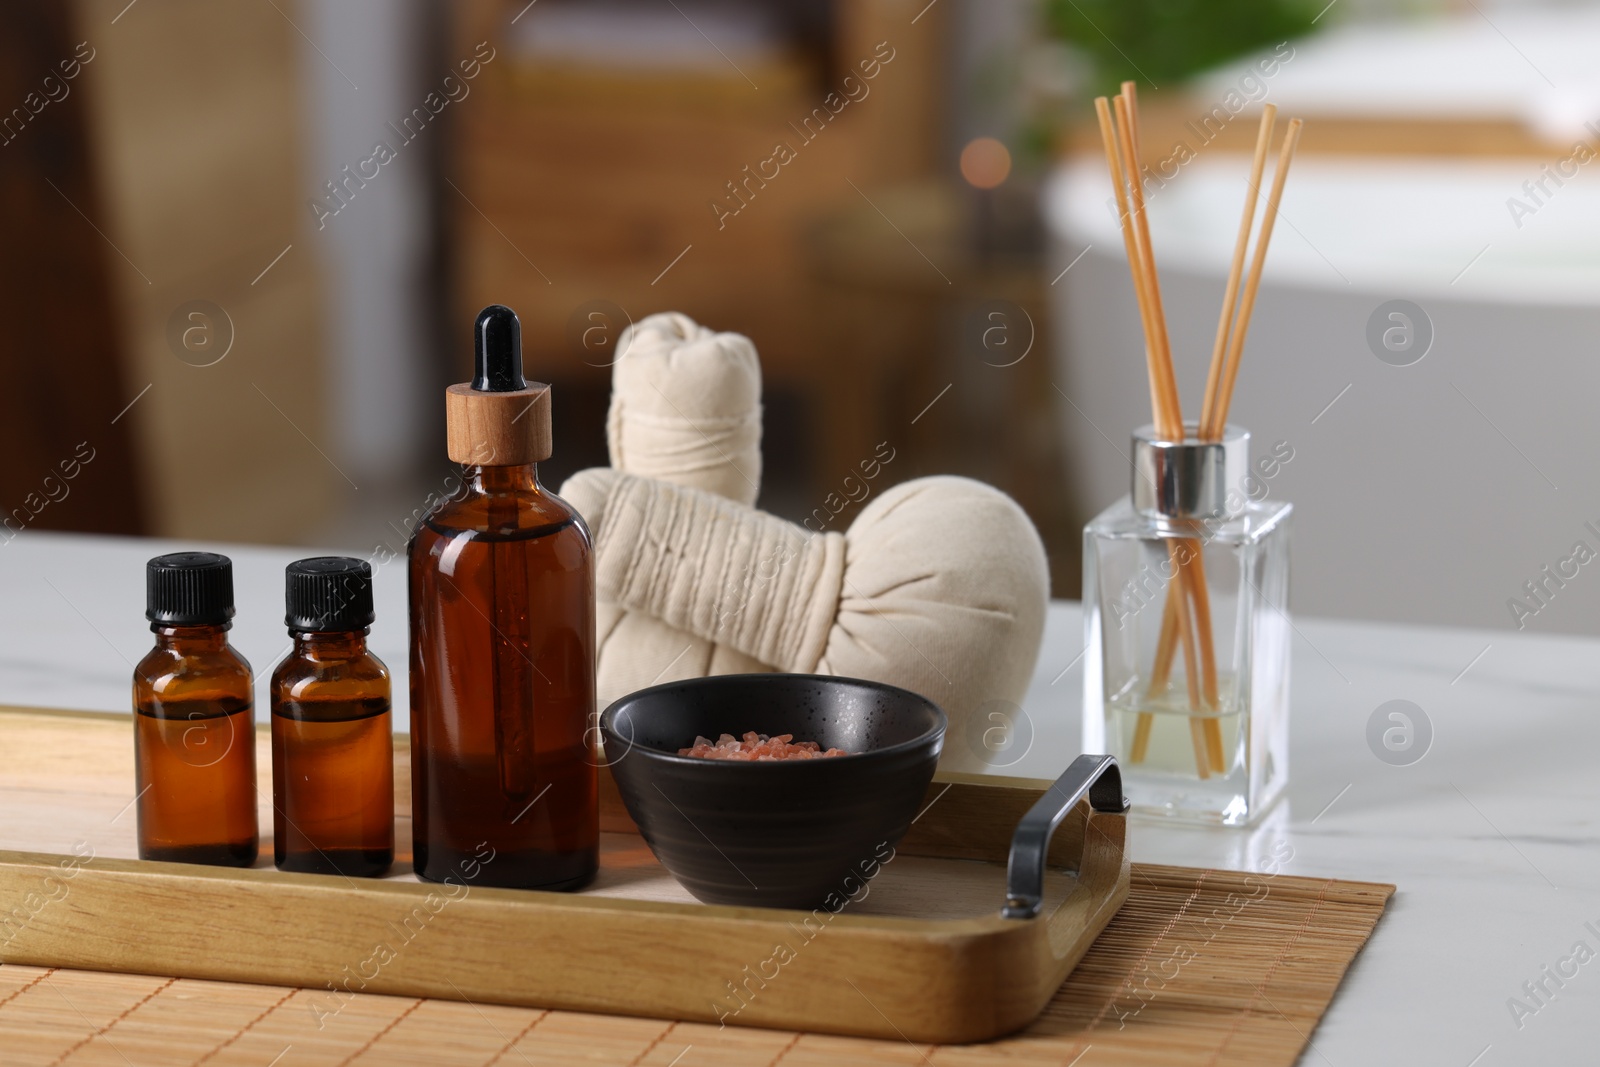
[409, 463, 598, 889]
[134, 625, 258, 866]
[271, 630, 394, 877]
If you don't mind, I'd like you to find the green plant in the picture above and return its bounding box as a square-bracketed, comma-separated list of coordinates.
[1044, 0, 1321, 97]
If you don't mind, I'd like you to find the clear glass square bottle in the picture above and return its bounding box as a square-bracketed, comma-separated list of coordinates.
[1083, 424, 1291, 826]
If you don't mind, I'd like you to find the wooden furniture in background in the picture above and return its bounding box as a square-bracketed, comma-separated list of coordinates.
[0, 3, 147, 538]
[444, 0, 949, 499]
[443, 2, 1079, 593]
[1061, 96, 1588, 166]
[71, 0, 333, 543]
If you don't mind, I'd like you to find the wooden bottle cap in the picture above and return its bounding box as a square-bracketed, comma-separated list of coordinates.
[445, 381, 552, 465]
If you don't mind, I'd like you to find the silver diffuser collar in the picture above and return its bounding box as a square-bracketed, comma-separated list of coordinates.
[1132, 424, 1249, 520]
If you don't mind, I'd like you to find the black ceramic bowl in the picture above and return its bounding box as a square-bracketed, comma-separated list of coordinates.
[600, 674, 946, 909]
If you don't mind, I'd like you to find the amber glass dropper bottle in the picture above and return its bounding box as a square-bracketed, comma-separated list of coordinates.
[271, 557, 394, 877]
[133, 552, 258, 866]
[409, 304, 598, 890]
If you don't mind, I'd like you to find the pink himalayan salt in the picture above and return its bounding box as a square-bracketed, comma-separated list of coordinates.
[678, 731, 850, 761]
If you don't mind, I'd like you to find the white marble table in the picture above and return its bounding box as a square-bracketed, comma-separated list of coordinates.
[2, 530, 1594, 1064]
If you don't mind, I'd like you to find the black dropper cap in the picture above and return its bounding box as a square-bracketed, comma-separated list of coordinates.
[147, 552, 235, 627]
[472, 304, 526, 392]
[285, 557, 375, 633]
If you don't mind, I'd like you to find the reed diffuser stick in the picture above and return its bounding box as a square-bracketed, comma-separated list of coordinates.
[1206, 119, 1304, 439]
[1113, 90, 1179, 433]
[1143, 116, 1303, 765]
[1094, 97, 1178, 436]
[1093, 99, 1159, 420]
[1184, 116, 1292, 771]
[1119, 85, 1224, 773]
[1200, 106, 1277, 436]
[1180, 108, 1279, 773]
[1132, 591, 1177, 762]
[1185, 547, 1224, 771]
[1098, 89, 1211, 779]
[1143, 539, 1221, 771]
[1166, 544, 1211, 777]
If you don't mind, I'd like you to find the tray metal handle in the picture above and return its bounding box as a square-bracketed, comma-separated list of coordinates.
[1002, 754, 1129, 920]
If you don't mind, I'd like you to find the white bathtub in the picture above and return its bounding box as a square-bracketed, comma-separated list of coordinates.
[1046, 154, 1600, 635]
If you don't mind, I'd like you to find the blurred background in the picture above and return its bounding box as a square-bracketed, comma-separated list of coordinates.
[6, 0, 1600, 634]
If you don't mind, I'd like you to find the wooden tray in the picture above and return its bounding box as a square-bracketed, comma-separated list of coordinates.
[0, 707, 1130, 1045]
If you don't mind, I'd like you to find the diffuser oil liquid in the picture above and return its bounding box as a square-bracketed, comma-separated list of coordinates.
[1108, 679, 1250, 824]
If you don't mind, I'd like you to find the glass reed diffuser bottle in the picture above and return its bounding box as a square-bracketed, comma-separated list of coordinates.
[1083, 424, 1290, 825]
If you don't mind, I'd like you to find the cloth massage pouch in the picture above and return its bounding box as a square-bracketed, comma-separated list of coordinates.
[559, 312, 1049, 772]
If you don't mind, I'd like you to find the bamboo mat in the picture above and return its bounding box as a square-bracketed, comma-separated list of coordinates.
[0, 862, 1390, 1067]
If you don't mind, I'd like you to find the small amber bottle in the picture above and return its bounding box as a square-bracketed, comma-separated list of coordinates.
[271, 557, 394, 877]
[134, 552, 258, 866]
[409, 304, 598, 890]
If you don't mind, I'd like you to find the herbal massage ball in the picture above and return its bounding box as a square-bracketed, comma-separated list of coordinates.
[561, 312, 1048, 773]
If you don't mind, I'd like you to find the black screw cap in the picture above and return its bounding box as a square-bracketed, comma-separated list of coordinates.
[147, 552, 235, 627]
[285, 556, 375, 633]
